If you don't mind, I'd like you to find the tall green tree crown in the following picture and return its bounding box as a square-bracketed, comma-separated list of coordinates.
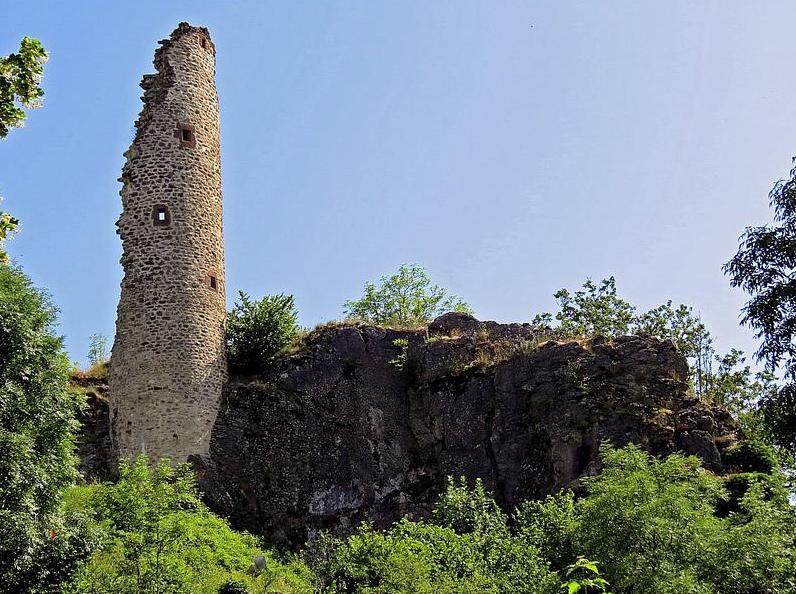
[0, 264, 84, 592]
[344, 264, 473, 327]
[725, 158, 796, 450]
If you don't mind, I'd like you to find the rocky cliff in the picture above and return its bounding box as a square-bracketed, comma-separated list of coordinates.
[189, 313, 739, 546]
[72, 374, 113, 482]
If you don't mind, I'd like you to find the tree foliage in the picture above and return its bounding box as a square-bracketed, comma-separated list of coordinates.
[65, 456, 314, 594]
[0, 264, 87, 593]
[311, 478, 558, 594]
[532, 277, 634, 338]
[84, 333, 110, 380]
[0, 37, 47, 263]
[523, 444, 795, 593]
[310, 444, 795, 593]
[344, 264, 473, 327]
[560, 557, 612, 594]
[725, 159, 796, 451]
[87, 333, 109, 367]
[0, 36, 47, 138]
[0, 208, 19, 265]
[226, 291, 300, 375]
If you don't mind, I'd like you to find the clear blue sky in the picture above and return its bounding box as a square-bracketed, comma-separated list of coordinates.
[2, 1, 793, 365]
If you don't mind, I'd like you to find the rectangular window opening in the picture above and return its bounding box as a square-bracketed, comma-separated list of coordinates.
[181, 129, 193, 142]
[209, 276, 217, 290]
[153, 205, 170, 226]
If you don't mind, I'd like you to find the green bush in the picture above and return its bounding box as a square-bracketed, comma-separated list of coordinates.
[721, 440, 777, 473]
[226, 291, 300, 375]
[312, 478, 558, 594]
[561, 444, 795, 593]
[218, 581, 248, 594]
[571, 444, 726, 592]
[0, 264, 88, 593]
[312, 520, 557, 594]
[310, 444, 796, 593]
[65, 456, 314, 594]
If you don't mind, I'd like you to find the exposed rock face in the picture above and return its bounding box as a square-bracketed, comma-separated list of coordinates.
[194, 314, 739, 546]
[72, 375, 113, 482]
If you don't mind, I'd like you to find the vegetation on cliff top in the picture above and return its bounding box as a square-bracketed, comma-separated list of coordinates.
[343, 263, 473, 327]
[226, 291, 301, 375]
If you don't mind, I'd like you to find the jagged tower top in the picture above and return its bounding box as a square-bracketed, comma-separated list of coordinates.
[129, 23, 217, 144]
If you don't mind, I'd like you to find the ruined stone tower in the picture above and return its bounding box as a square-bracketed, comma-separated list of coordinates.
[110, 23, 226, 461]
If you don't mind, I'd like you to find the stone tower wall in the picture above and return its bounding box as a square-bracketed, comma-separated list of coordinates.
[110, 23, 226, 461]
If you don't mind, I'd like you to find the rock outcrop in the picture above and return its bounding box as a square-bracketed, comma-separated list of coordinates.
[192, 313, 739, 546]
[72, 375, 113, 482]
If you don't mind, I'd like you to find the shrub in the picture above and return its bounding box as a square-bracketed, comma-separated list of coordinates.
[560, 557, 612, 594]
[721, 440, 777, 473]
[571, 444, 726, 592]
[312, 477, 558, 594]
[313, 519, 557, 594]
[226, 291, 300, 374]
[83, 361, 109, 381]
[432, 477, 507, 536]
[86, 333, 109, 367]
[514, 491, 576, 570]
[563, 443, 796, 594]
[65, 456, 314, 594]
[310, 445, 795, 593]
[218, 581, 248, 594]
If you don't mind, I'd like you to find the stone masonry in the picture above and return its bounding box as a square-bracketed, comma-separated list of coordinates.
[110, 23, 227, 461]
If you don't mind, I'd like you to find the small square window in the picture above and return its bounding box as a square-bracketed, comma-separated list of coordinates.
[152, 205, 170, 226]
[174, 124, 196, 148]
[209, 275, 217, 290]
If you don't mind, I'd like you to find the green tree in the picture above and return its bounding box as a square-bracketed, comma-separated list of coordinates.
[725, 159, 796, 451]
[432, 477, 507, 536]
[0, 209, 19, 264]
[311, 476, 559, 594]
[634, 301, 706, 357]
[311, 445, 795, 594]
[344, 264, 473, 327]
[572, 444, 726, 592]
[0, 264, 86, 593]
[0, 37, 48, 263]
[532, 277, 635, 338]
[226, 292, 300, 375]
